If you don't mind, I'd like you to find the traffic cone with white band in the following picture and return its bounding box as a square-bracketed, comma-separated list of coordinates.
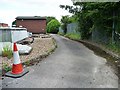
[11, 43, 23, 74]
[5, 43, 29, 78]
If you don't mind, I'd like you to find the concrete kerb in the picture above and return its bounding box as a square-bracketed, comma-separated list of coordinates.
[62, 35, 119, 78]
[64, 35, 120, 60]
[73, 39, 120, 78]
[77, 40, 120, 79]
[78, 40, 120, 60]
[81, 40, 118, 58]
[23, 37, 57, 67]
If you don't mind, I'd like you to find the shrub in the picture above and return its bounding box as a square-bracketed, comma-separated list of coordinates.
[47, 19, 60, 34]
[2, 45, 13, 59]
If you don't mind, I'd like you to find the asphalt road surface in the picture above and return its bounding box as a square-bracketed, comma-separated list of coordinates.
[2, 34, 118, 88]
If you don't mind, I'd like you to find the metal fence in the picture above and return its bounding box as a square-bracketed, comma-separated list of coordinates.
[91, 27, 111, 44]
[91, 26, 120, 47]
[115, 31, 120, 47]
[0, 30, 2, 42]
[59, 27, 64, 33]
[59, 22, 79, 34]
[59, 22, 120, 48]
[67, 22, 80, 34]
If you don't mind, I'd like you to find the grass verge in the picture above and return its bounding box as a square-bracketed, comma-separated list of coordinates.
[106, 43, 120, 56]
[64, 33, 81, 40]
[57, 32, 64, 36]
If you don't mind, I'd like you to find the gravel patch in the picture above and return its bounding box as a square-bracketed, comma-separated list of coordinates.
[1, 35, 56, 75]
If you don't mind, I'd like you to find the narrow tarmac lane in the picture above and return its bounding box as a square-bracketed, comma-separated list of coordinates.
[2, 34, 118, 88]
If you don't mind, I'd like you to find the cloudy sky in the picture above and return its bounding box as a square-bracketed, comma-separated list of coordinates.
[0, 0, 73, 26]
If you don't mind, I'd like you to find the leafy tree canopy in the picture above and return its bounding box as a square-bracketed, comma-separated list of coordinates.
[12, 20, 16, 26]
[60, 15, 78, 34]
[46, 16, 56, 24]
[60, 2, 120, 39]
[47, 19, 60, 34]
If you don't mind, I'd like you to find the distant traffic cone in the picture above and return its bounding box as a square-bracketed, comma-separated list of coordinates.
[5, 43, 29, 78]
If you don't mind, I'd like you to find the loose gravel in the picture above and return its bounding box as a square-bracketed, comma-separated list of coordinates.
[1, 35, 56, 74]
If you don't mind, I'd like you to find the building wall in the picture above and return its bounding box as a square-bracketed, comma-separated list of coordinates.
[0, 28, 28, 42]
[16, 20, 46, 33]
[0, 23, 8, 27]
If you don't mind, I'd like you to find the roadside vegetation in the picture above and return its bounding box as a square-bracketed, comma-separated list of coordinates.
[58, 32, 81, 40]
[64, 33, 81, 40]
[47, 19, 60, 34]
[2, 45, 13, 59]
[60, 15, 78, 34]
[106, 43, 120, 55]
[58, 32, 64, 36]
[59, 2, 120, 56]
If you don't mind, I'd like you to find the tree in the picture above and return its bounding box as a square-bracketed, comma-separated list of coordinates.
[47, 19, 60, 34]
[61, 15, 70, 34]
[12, 20, 16, 26]
[46, 16, 55, 24]
[60, 2, 120, 40]
[60, 15, 77, 34]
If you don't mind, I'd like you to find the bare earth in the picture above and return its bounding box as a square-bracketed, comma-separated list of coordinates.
[1, 36, 55, 68]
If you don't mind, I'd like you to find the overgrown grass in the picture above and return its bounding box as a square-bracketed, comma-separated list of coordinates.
[106, 43, 120, 55]
[2, 63, 12, 72]
[58, 32, 120, 55]
[64, 33, 81, 40]
[58, 32, 64, 36]
[2, 45, 13, 59]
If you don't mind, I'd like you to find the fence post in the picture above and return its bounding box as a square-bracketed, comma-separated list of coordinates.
[112, 10, 115, 44]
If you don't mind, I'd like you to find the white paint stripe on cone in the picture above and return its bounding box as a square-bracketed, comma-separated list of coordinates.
[13, 51, 21, 64]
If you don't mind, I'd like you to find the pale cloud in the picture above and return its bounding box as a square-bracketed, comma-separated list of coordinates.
[0, 0, 73, 26]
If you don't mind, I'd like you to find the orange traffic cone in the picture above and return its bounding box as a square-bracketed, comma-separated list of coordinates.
[11, 43, 23, 74]
[5, 43, 29, 78]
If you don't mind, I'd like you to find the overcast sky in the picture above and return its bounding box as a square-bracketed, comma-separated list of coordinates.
[0, 0, 73, 26]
